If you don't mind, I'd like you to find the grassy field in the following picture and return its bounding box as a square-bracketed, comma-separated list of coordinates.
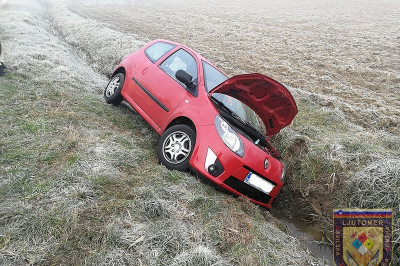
[1, 0, 399, 264]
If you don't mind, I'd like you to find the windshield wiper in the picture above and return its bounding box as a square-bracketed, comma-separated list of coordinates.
[211, 96, 267, 145]
[236, 114, 267, 146]
[210, 96, 234, 115]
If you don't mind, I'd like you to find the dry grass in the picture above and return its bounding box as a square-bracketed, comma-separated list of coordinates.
[1, 0, 399, 263]
[70, 0, 400, 133]
[348, 159, 400, 260]
[0, 0, 328, 264]
[61, 0, 400, 261]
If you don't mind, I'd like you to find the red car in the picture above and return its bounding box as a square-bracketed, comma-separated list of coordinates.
[104, 40, 297, 208]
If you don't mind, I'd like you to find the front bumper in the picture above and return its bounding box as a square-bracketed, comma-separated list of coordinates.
[189, 124, 284, 209]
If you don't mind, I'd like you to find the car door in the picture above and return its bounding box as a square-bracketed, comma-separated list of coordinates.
[125, 41, 176, 104]
[135, 48, 199, 129]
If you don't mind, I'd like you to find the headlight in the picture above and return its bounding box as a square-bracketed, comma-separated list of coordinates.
[215, 115, 244, 157]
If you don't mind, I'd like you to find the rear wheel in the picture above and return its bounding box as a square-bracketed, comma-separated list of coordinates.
[104, 73, 124, 106]
[157, 125, 196, 171]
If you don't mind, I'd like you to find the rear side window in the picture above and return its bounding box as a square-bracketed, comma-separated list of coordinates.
[145, 42, 176, 63]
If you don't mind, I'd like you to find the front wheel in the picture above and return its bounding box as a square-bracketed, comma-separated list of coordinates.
[157, 125, 196, 171]
[104, 73, 124, 106]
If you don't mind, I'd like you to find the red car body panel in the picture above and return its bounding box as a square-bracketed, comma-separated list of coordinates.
[190, 124, 284, 208]
[112, 39, 297, 208]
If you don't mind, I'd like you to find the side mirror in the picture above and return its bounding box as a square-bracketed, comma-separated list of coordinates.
[176, 70, 196, 90]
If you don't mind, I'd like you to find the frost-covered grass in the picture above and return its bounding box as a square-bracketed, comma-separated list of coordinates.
[0, 0, 326, 265]
[70, 0, 400, 133]
[1, 0, 399, 263]
[62, 0, 400, 262]
[348, 159, 400, 262]
[47, 1, 144, 77]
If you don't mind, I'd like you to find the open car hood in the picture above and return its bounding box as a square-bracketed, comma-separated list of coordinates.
[209, 73, 298, 136]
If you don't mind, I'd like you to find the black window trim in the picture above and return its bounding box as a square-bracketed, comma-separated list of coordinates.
[201, 60, 228, 94]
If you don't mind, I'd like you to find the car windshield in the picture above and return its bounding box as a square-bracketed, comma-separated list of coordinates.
[202, 61, 265, 134]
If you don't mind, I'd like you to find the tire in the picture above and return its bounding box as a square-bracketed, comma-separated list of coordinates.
[104, 73, 124, 106]
[157, 124, 196, 171]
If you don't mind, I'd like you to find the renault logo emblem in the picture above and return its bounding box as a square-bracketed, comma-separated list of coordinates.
[264, 159, 269, 169]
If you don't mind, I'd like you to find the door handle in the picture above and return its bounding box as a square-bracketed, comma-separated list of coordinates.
[142, 67, 149, 75]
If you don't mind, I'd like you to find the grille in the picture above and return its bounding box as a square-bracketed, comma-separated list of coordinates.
[223, 176, 271, 205]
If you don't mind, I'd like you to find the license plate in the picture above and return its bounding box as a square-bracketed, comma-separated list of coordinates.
[244, 172, 274, 195]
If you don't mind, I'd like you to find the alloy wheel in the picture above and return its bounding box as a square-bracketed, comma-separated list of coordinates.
[162, 131, 192, 164]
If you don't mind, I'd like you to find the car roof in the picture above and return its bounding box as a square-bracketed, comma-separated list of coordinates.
[148, 39, 218, 70]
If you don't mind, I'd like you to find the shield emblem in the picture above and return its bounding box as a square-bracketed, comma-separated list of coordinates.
[333, 209, 392, 266]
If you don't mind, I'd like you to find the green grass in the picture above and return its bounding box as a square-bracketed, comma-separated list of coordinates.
[0, 70, 334, 265]
[5, 0, 400, 262]
[0, 71, 323, 264]
[7, 178, 50, 198]
[270, 93, 400, 260]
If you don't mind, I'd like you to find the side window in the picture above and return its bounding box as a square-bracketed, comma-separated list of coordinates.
[159, 49, 198, 87]
[145, 42, 176, 63]
[202, 61, 227, 92]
